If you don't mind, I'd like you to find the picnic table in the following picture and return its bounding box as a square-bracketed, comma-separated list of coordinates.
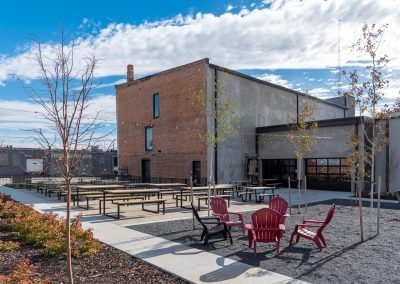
[147, 183, 186, 188]
[75, 184, 126, 209]
[178, 184, 234, 208]
[102, 188, 161, 216]
[240, 186, 277, 202]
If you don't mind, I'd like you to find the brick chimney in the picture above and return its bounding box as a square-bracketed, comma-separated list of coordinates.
[127, 64, 134, 82]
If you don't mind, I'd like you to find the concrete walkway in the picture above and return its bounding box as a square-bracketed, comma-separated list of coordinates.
[0, 186, 309, 284]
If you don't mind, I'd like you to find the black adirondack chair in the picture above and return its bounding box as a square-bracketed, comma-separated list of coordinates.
[191, 203, 233, 245]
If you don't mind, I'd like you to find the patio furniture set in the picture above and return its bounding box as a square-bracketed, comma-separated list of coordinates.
[193, 196, 336, 256]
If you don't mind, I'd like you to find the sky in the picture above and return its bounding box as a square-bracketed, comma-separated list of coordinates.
[0, 0, 399, 148]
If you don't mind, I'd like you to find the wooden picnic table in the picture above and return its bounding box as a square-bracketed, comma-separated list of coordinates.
[240, 186, 276, 202]
[178, 184, 234, 208]
[102, 188, 161, 215]
[75, 184, 126, 209]
[147, 183, 187, 188]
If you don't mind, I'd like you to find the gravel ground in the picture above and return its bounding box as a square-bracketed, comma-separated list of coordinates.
[0, 231, 188, 284]
[130, 199, 400, 284]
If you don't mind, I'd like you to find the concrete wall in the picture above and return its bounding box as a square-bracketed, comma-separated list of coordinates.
[210, 67, 348, 183]
[388, 117, 400, 192]
[258, 124, 354, 160]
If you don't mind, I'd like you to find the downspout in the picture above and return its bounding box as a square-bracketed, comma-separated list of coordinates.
[214, 68, 218, 184]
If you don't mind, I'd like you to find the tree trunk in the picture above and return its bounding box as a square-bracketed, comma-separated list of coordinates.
[66, 178, 73, 284]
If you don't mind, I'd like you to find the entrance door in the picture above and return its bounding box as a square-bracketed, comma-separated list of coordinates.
[192, 161, 201, 185]
[141, 159, 150, 183]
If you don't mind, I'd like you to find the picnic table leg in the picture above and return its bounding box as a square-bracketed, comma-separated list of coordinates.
[163, 201, 165, 214]
[76, 188, 80, 207]
[103, 191, 106, 215]
[180, 190, 183, 208]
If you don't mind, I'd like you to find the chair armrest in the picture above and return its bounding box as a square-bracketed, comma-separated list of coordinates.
[202, 221, 223, 225]
[303, 219, 324, 223]
[228, 211, 243, 216]
[295, 224, 322, 228]
[283, 214, 290, 217]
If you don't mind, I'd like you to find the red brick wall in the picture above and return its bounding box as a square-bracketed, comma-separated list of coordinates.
[116, 60, 208, 180]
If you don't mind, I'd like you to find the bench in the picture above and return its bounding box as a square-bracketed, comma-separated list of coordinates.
[109, 199, 166, 219]
[256, 193, 279, 203]
[95, 196, 144, 214]
[197, 195, 231, 210]
[160, 190, 181, 199]
[175, 192, 208, 207]
[238, 191, 254, 201]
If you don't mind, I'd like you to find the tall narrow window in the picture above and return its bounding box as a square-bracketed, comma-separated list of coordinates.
[153, 93, 160, 118]
[145, 127, 153, 151]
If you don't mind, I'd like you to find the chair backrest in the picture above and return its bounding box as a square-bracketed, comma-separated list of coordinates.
[251, 208, 281, 241]
[191, 203, 207, 230]
[268, 197, 288, 216]
[210, 197, 229, 221]
[318, 204, 336, 233]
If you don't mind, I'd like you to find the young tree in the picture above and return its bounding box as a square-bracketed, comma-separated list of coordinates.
[22, 32, 100, 284]
[190, 79, 239, 215]
[343, 24, 393, 240]
[287, 100, 318, 213]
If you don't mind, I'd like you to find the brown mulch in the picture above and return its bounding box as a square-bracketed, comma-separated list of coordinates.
[0, 231, 188, 284]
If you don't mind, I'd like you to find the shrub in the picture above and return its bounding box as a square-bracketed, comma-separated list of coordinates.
[0, 240, 20, 251]
[0, 257, 51, 284]
[0, 193, 100, 258]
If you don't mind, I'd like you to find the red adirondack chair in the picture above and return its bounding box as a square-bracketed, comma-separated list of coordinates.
[268, 197, 289, 234]
[289, 204, 336, 251]
[210, 197, 245, 235]
[245, 208, 282, 256]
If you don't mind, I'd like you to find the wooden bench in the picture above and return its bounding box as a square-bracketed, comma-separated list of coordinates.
[95, 196, 144, 214]
[160, 190, 181, 199]
[197, 195, 231, 210]
[256, 193, 279, 203]
[175, 192, 208, 207]
[109, 199, 166, 219]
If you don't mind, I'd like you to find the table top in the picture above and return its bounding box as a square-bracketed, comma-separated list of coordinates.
[147, 183, 187, 187]
[104, 189, 160, 194]
[181, 184, 234, 191]
[242, 186, 275, 190]
[77, 184, 126, 190]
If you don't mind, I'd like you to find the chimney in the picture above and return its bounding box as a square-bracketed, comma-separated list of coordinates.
[127, 64, 134, 82]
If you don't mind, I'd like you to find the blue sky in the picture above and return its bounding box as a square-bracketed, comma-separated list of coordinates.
[0, 0, 399, 148]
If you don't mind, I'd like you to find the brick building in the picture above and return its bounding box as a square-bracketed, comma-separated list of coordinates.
[116, 59, 355, 186]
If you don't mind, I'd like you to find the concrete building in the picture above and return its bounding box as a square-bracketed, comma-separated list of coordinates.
[116, 59, 360, 188]
[0, 146, 49, 176]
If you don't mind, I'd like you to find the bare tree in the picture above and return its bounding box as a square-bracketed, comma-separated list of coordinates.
[287, 100, 318, 213]
[343, 23, 395, 240]
[22, 32, 101, 284]
[190, 79, 239, 215]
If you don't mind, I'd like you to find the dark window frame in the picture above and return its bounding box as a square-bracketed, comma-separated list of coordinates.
[153, 93, 160, 118]
[145, 126, 153, 151]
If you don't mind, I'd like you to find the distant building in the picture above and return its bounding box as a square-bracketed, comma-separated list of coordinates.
[0, 146, 49, 176]
[0, 146, 117, 177]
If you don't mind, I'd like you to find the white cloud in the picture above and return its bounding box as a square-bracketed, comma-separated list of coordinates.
[308, 87, 330, 96]
[226, 4, 235, 12]
[96, 79, 126, 89]
[0, 0, 399, 86]
[255, 73, 292, 88]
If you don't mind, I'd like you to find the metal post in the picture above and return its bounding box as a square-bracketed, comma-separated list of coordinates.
[305, 175, 308, 212]
[377, 176, 381, 235]
[370, 181, 374, 232]
[288, 176, 292, 215]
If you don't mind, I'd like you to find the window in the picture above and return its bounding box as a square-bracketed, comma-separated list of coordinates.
[153, 93, 159, 118]
[145, 127, 153, 151]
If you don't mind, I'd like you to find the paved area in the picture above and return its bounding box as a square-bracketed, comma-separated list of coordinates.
[0, 185, 310, 283]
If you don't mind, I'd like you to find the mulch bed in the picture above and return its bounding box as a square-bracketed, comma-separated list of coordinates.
[130, 199, 400, 283]
[0, 230, 188, 284]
